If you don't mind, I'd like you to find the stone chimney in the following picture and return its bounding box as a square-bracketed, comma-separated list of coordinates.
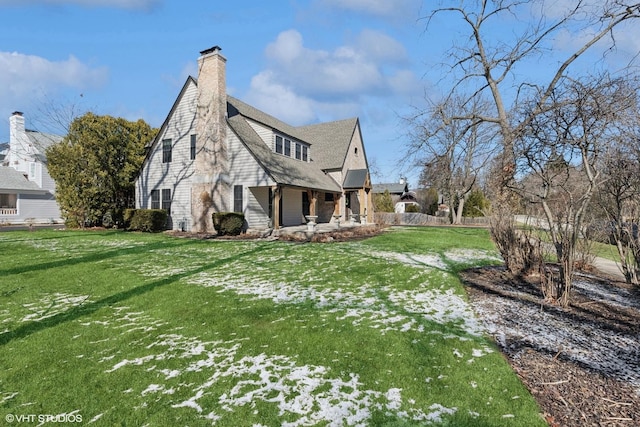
[191, 45, 229, 233]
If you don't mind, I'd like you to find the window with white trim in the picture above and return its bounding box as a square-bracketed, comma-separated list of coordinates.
[162, 139, 172, 163]
[273, 133, 310, 162]
[29, 162, 36, 180]
[150, 190, 160, 209]
[161, 189, 171, 216]
[233, 185, 243, 213]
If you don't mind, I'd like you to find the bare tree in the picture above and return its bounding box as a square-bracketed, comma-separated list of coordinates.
[424, 1, 640, 179]
[513, 74, 630, 305]
[419, 1, 640, 285]
[409, 95, 497, 224]
[593, 94, 640, 285]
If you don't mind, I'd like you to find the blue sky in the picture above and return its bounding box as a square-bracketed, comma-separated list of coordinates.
[1, 0, 639, 185]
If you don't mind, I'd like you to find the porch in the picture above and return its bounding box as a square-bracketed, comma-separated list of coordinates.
[246, 215, 371, 239]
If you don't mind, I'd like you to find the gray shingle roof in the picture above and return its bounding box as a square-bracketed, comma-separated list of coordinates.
[373, 183, 407, 194]
[227, 115, 341, 193]
[228, 96, 303, 141]
[26, 130, 62, 163]
[227, 96, 358, 171]
[0, 166, 45, 192]
[297, 118, 358, 170]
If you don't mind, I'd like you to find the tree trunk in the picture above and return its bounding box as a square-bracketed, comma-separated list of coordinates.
[454, 197, 465, 224]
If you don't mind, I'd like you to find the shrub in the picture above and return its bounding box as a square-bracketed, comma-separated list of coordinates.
[373, 190, 395, 213]
[213, 212, 245, 236]
[405, 204, 420, 213]
[125, 209, 168, 232]
[462, 189, 489, 217]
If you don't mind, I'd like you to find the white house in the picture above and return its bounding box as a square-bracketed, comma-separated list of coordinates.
[0, 112, 62, 224]
[136, 46, 373, 232]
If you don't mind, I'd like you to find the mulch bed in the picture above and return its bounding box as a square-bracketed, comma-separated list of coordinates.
[461, 266, 640, 427]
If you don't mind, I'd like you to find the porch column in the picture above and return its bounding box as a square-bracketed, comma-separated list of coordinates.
[272, 185, 281, 230]
[333, 193, 342, 219]
[310, 190, 318, 216]
[359, 188, 366, 218]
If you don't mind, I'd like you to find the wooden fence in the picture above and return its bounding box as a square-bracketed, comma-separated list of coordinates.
[374, 212, 491, 227]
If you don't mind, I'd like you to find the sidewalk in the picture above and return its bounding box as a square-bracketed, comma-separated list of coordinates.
[591, 256, 625, 281]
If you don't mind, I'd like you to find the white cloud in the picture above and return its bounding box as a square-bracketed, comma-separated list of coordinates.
[355, 29, 409, 63]
[245, 70, 318, 125]
[261, 29, 417, 100]
[317, 0, 421, 22]
[0, 0, 160, 10]
[243, 29, 420, 125]
[0, 51, 108, 121]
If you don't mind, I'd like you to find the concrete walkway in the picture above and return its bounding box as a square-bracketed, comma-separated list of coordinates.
[591, 256, 625, 281]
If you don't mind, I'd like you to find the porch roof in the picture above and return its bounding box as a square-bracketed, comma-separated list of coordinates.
[0, 166, 45, 193]
[343, 168, 369, 189]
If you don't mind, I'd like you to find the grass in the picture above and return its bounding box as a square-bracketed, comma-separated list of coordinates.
[0, 227, 546, 426]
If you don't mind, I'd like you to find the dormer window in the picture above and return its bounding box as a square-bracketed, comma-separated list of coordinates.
[273, 133, 310, 162]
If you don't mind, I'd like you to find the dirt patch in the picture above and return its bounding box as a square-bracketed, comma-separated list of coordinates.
[461, 266, 640, 427]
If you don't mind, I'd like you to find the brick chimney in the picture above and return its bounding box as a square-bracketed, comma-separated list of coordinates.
[191, 45, 229, 233]
[8, 111, 30, 170]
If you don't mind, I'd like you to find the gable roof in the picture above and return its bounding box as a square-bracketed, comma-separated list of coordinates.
[373, 183, 408, 194]
[227, 96, 359, 171]
[227, 96, 302, 141]
[227, 115, 341, 193]
[24, 130, 62, 163]
[297, 118, 358, 170]
[144, 76, 196, 150]
[25, 130, 62, 151]
[0, 166, 46, 193]
[142, 76, 363, 192]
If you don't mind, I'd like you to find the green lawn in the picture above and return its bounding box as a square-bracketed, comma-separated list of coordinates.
[0, 227, 545, 426]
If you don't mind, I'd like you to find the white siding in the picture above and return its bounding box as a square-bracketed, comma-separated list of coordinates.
[247, 120, 273, 148]
[41, 165, 57, 193]
[246, 187, 270, 228]
[227, 127, 275, 229]
[227, 130, 273, 187]
[136, 81, 198, 230]
[282, 187, 303, 226]
[4, 192, 62, 224]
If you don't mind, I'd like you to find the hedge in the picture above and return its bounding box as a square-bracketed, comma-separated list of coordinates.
[212, 212, 245, 236]
[124, 209, 168, 232]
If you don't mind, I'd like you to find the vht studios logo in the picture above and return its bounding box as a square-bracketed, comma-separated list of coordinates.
[5, 413, 83, 423]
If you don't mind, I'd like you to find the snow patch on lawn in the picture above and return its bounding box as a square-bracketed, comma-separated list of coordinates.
[106, 333, 457, 425]
[21, 293, 90, 322]
[1, 392, 19, 404]
[188, 249, 491, 339]
[445, 249, 502, 264]
[389, 288, 486, 337]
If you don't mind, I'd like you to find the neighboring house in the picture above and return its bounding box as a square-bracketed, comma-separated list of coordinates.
[0, 112, 62, 224]
[0, 142, 8, 163]
[372, 178, 420, 213]
[136, 46, 373, 232]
